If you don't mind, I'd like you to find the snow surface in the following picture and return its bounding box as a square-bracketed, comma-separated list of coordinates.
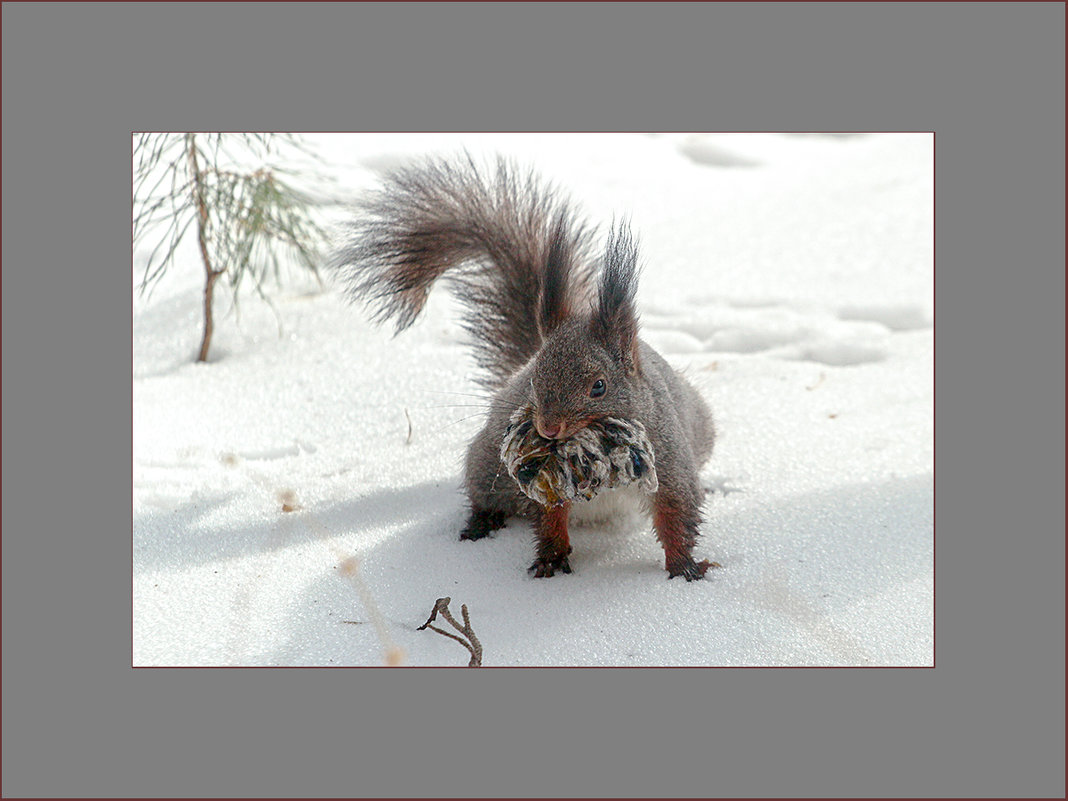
[133, 133, 933, 666]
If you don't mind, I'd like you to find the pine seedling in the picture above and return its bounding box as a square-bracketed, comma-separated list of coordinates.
[133, 132, 331, 362]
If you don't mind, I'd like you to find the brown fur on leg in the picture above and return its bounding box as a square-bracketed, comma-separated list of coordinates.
[530, 502, 573, 577]
[653, 494, 716, 580]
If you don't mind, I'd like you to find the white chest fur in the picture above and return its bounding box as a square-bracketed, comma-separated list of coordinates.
[568, 483, 651, 526]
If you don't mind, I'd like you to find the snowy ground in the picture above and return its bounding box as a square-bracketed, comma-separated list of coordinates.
[133, 132, 933, 666]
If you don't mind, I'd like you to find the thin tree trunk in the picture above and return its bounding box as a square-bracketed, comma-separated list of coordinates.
[198, 269, 221, 362]
[187, 133, 225, 362]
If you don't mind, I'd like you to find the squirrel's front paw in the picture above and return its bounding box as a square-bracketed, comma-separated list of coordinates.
[667, 558, 720, 581]
[529, 549, 573, 578]
[459, 508, 507, 541]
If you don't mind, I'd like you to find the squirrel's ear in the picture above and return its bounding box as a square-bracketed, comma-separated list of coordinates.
[537, 209, 582, 339]
[591, 222, 641, 375]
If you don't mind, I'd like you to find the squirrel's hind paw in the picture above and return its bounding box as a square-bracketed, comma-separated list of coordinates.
[667, 558, 720, 581]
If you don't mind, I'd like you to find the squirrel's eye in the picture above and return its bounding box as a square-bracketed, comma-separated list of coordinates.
[590, 378, 607, 398]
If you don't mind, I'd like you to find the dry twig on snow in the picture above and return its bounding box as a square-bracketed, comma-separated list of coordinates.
[417, 597, 482, 667]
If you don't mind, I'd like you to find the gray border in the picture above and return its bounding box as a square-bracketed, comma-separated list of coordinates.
[3, 2, 1063, 798]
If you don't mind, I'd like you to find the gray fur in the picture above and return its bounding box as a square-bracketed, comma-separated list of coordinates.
[330, 154, 595, 389]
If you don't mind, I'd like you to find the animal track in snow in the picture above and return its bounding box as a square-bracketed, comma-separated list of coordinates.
[789, 338, 888, 367]
[704, 475, 746, 497]
[639, 329, 706, 355]
[677, 136, 762, 168]
[640, 297, 898, 367]
[836, 304, 931, 332]
[232, 440, 318, 462]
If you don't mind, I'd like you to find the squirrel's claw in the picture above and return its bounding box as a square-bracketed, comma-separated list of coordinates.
[667, 558, 720, 581]
[529, 554, 572, 578]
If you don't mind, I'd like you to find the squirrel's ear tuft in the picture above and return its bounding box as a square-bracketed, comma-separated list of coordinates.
[592, 221, 641, 374]
[537, 209, 582, 338]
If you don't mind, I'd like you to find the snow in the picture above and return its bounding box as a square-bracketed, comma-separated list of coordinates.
[133, 132, 933, 666]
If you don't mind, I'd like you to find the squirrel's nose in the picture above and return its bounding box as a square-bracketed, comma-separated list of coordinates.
[536, 419, 563, 439]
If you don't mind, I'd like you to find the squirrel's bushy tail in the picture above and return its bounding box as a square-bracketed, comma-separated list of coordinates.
[330, 155, 596, 386]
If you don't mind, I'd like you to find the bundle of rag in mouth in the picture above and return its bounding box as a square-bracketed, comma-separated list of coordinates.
[500, 406, 659, 507]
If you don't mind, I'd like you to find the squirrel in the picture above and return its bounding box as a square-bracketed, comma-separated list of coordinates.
[331, 155, 717, 580]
